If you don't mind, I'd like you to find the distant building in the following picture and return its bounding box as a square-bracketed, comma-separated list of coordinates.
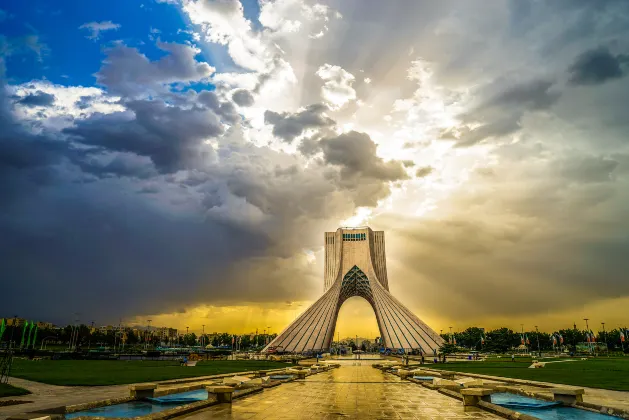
[4, 318, 26, 327]
[2, 318, 54, 328]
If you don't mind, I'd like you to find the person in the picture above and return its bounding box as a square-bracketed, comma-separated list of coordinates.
[511, 354, 515, 362]
[421, 354, 425, 365]
[182, 355, 188, 366]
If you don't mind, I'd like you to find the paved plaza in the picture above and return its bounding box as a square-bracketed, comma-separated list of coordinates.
[0, 377, 128, 420]
[179, 363, 499, 420]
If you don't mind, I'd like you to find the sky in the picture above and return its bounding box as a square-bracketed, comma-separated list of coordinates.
[2, 0, 629, 338]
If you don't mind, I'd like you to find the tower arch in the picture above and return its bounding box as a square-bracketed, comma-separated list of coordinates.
[263, 227, 444, 354]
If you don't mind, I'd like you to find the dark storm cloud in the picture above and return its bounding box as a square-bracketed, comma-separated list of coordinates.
[196, 90, 239, 124]
[231, 89, 254, 107]
[415, 166, 433, 178]
[96, 42, 214, 96]
[450, 79, 561, 147]
[0, 83, 269, 323]
[0, 81, 360, 324]
[558, 155, 618, 183]
[384, 213, 629, 320]
[15, 90, 55, 107]
[76, 153, 159, 180]
[0, 86, 68, 175]
[0, 187, 270, 324]
[568, 47, 628, 85]
[264, 103, 335, 143]
[481, 80, 560, 111]
[75, 95, 94, 110]
[320, 131, 408, 182]
[64, 97, 227, 173]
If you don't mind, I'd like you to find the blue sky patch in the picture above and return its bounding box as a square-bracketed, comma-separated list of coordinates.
[0, 0, 203, 87]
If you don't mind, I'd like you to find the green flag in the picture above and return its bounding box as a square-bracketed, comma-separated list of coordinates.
[32, 325, 39, 349]
[0, 318, 6, 342]
[26, 321, 34, 348]
[20, 320, 29, 348]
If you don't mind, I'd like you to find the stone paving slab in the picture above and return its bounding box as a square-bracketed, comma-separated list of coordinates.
[0, 378, 128, 420]
[178, 364, 500, 420]
[428, 367, 629, 412]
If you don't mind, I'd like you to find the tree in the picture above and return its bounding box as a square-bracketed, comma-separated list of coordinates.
[484, 328, 519, 353]
[439, 342, 458, 355]
[347, 340, 357, 351]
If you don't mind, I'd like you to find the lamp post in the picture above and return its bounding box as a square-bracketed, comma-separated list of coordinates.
[9, 315, 17, 349]
[146, 319, 152, 350]
[584, 318, 591, 353]
[535, 326, 541, 357]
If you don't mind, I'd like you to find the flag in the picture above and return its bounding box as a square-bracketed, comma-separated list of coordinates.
[525, 334, 530, 345]
[232, 335, 235, 345]
[521, 335, 525, 345]
[552, 335, 557, 346]
[20, 321, 29, 348]
[481, 334, 485, 344]
[0, 318, 5, 342]
[591, 331, 596, 343]
[32, 325, 38, 348]
[586, 333, 591, 343]
[453, 336, 457, 345]
[621, 330, 625, 343]
[559, 334, 564, 344]
[26, 322, 34, 348]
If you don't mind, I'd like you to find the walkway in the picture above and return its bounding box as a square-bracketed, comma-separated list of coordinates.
[179, 363, 499, 419]
[0, 377, 128, 420]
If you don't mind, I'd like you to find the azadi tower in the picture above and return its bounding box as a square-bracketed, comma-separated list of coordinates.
[264, 227, 444, 354]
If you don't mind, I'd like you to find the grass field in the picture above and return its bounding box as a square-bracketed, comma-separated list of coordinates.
[0, 383, 31, 397]
[9, 359, 293, 386]
[435, 357, 629, 391]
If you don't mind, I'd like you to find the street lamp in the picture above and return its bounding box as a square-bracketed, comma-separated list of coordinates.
[146, 319, 152, 350]
[584, 318, 591, 353]
[535, 326, 541, 357]
[9, 315, 17, 349]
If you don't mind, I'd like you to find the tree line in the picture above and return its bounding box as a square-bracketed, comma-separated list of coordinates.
[440, 326, 628, 353]
[0, 323, 277, 351]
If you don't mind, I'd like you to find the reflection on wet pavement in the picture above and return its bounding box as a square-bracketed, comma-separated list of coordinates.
[179, 363, 500, 419]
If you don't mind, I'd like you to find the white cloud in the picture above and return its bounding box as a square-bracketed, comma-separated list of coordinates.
[10, 81, 124, 130]
[78, 21, 121, 40]
[183, 0, 269, 72]
[316, 64, 356, 109]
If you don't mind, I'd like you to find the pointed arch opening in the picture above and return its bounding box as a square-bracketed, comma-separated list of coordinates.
[334, 296, 380, 345]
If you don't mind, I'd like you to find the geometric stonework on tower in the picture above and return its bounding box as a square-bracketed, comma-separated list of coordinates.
[263, 227, 444, 353]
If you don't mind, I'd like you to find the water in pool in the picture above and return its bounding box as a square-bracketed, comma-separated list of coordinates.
[65, 401, 173, 418]
[66, 389, 209, 418]
[491, 393, 618, 420]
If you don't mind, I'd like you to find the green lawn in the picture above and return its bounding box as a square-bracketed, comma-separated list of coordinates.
[0, 383, 31, 397]
[435, 357, 629, 391]
[9, 359, 293, 386]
